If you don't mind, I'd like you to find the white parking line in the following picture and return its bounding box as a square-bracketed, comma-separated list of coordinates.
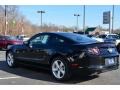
[0, 76, 20, 80]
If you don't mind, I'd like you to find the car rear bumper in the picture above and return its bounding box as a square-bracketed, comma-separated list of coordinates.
[70, 55, 119, 74]
[86, 64, 119, 73]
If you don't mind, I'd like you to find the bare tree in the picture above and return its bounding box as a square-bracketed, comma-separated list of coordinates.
[0, 5, 75, 36]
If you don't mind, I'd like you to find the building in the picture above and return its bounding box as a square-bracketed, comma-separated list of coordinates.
[85, 27, 103, 35]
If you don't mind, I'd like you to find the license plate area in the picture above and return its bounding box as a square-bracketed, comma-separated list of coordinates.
[105, 58, 117, 66]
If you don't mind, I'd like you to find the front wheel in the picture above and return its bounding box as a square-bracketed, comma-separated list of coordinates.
[6, 51, 17, 68]
[51, 57, 71, 81]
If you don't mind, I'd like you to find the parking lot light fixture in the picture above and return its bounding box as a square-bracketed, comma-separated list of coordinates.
[74, 14, 80, 32]
[37, 10, 45, 30]
[83, 5, 86, 34]
[112, 5, 114, 33]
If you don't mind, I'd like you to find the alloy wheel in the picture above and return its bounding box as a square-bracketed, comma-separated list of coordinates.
[52, 60, 65, 79]
[7, 53, 14, 67]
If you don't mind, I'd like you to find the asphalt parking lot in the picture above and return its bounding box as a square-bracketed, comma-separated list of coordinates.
[0, 51, 120, 85]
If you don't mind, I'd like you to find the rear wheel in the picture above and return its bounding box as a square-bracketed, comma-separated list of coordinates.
[6, 51, 17, 68]
[51, 57, 71, 81]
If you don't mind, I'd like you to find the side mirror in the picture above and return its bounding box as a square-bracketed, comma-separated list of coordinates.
[24, 41, 33, 48]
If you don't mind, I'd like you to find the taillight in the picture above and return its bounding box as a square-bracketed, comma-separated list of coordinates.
[88, 47, 100, 55]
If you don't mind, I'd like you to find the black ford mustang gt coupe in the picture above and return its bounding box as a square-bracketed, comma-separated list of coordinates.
[6, 32, 119, 81]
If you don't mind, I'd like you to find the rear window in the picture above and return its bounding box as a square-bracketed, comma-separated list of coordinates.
[5, 36, 18, 40]
[59, 33, 97, 43]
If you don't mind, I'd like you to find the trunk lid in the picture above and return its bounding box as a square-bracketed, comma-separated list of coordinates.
[73, 42, 118, 56]
[86, 42, 118, 56]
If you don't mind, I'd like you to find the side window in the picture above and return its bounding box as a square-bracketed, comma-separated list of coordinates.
[50, 36, 65, 45]
[99, 35, 106, 39]
[30, 35, 49, 45]
[98, 35, 102, 38]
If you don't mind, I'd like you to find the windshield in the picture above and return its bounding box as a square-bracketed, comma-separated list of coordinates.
[59, 33, 97, 43]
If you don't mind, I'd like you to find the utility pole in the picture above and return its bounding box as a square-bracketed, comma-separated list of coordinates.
[83, 5, 86, 34]
[37, 10, 45, 31]
[5, 5, 8, 35]
[109, 11, 111, 34]
[112, 5, 114, 33]
[74, 14, 80, 32]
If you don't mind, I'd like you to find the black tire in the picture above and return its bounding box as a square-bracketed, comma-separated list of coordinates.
[51, 56, 71, 81]
[6, 51, 17, 68]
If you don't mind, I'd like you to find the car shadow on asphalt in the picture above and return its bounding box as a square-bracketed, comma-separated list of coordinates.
[0, 61, 98, 84]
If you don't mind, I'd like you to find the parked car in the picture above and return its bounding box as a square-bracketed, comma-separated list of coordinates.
[81, 34, 104, 42]
[90, 36, 104, 42]
[98, 34, 120, 52]
[0, 35, 23, 50]
[6, 32, 119, 81]
[16, 35, 30, 41]
[98, 34, 120, 43]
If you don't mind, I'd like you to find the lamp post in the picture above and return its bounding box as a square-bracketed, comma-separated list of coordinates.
[112, 5, 114, 33]
[83, 5, 86, 34]
[37, 10, 45, 30]
[74, 14, 80, 31]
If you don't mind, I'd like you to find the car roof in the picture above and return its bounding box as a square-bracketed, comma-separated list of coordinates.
[39, 32, 77, 36]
